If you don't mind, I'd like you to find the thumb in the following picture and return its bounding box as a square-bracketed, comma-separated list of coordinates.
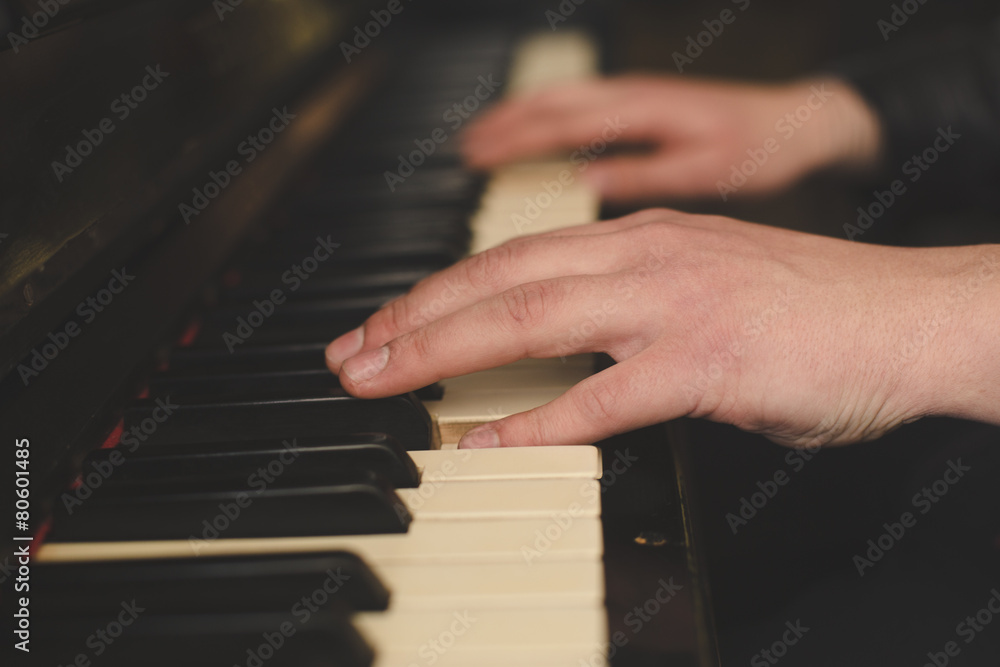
[458, 353, 690, 448]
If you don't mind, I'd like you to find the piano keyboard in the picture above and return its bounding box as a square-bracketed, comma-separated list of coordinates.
[35, 27, 615, 667]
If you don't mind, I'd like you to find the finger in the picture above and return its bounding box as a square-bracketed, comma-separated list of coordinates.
[335, 276, 639, 397]
[464, 79, 621, 145]
[457, 349, 693, 448]
[584, 151, 727, 202]
[464, 107, 642, 169]
[325, 210, 694, 370]
[325, 219, 662, 370]
[465, 75, 669, 146]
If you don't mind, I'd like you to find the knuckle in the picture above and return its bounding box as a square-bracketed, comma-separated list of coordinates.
[398, 326, 434, 367]
[463, 244, 516, 293]
[500, 410, 547, 448]
[498, 282, 553, 331]
[627, 217, 689, 245]
[634, 215, 676, 232]
[576, 381, 623, 428]
[384, 298, 415, 335]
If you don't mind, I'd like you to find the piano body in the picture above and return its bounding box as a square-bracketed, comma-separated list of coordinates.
[1, 1, 718, 664]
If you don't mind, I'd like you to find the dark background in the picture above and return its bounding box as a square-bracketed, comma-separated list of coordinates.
[594, 1, 1000, 665]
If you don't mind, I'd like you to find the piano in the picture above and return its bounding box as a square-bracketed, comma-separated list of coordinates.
[1, 1, 718, 665]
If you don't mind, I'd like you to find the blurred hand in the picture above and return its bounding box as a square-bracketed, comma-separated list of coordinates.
[326, 210, 1000, 449]
[462, 76, 882, 203]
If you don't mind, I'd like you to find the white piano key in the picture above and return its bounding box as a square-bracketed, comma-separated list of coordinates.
[409, 445, 602, 481]
[375, 560, 604, 610]
[37, 517, 603, 564]
[425, 357, 594, 444]
[355, 608, 608, 667]
[469, 160, 600, 253]
[398, 478, 601, 521]
[505, 31, 599, 93]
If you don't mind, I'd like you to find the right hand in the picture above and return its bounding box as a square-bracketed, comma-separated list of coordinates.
[462, 75, 882, 203]
[326, 209, 1000, 450]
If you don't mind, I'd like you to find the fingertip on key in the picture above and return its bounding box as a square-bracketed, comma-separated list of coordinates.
[458, 426, 500, 450]
[342, 345, 389, 384]
[326, 327, 364, 371]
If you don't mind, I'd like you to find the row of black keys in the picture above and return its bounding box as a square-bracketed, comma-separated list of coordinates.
[35, 551, 389, 667]
[38, 26, 519, 667]
[49, 28, 516, 544]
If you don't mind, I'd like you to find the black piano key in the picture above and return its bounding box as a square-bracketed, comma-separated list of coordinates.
[49, 471, 410, 541]
[289, 170, 483, 213]
[149, 367, 342, 396]
[36, 551, 389, 614]
[169, 342, 330, 372]
[279, 205, 471, 233]
[85, 433, 421, 488]
[34, 612, 372, 667]
[221, 267, 433, 300]
[123, 389, 432, 450]
[247, 236, 465, 269]
[158, 348, 445, 401]
[258, 226, 469, 261]
[206, 292, 399, 328]
[191, 317, 361, 348]
[148, 368, 441, 403]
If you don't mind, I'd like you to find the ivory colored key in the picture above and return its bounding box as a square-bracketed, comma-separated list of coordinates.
[354, 608, 608, 667]
[425, 357, 594, 445]
[504, 31, 599, 93]
[468, 31, 601, 254]
[37, 517, 603, 564]
[374, 560, 604, 611]
[408, 445, 602, 481]
[397, 478, 601, 521]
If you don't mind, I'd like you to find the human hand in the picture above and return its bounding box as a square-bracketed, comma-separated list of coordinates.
[326, 210, 1000, 449]
[462, 76, 882, 203]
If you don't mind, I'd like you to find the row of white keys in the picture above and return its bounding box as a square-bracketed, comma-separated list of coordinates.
[359, 447, 608, 665]
[355, 608, 608, 667]
[37, 515, 603, 565]
[36, 445, 604, 558]
[37, 448, 609, 665]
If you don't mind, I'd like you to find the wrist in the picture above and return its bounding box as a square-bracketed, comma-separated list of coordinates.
[780, 77, 884, 177]
[897, 246, 1000, 426]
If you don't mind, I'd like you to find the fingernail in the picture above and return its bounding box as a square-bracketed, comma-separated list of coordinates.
[459, 426, 500, 450]
[342, 346, 389, 383]
[326, 327, 364, 367]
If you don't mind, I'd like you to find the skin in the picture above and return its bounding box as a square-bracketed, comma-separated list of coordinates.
[325, 76, 1000, 450]
[461, 76, 884, 202]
